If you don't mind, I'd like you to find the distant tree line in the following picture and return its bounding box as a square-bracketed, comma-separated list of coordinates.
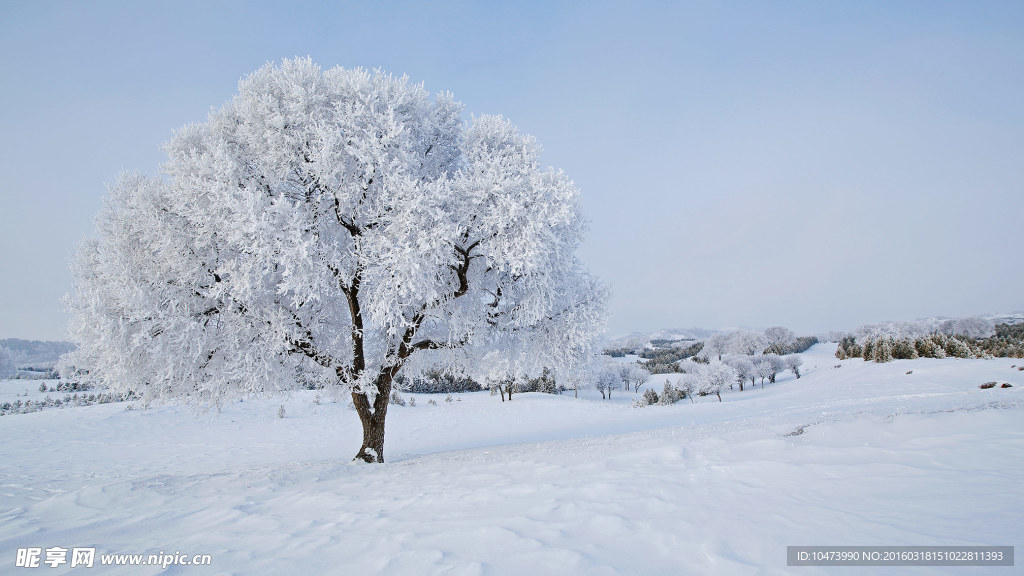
[836, 321, 1024, 363]
[395, 369, 483, 394]
[606, 326, 816, 375]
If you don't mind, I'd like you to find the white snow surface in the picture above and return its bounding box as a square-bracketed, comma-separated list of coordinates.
[1, 344, 1021, 574]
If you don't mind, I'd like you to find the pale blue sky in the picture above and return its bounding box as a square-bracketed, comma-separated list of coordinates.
[1, 0, 1022, 341]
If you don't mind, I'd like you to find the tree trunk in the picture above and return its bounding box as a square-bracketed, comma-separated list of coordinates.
[715, 390, 722, 402]
[352, 373, 392, 463]
[739, 381, 744, 392]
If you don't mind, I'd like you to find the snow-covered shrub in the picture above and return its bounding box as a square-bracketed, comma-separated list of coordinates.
[641, 388, 659, 406]
[891, 338, 918, 360]
[658, 380, 680, 405]
[872, 338, 894, 363]
[914, 337, 942, 358]
[942, 335, 971, 358]
[835, 336, 862, 360]
[276, 405, 286, 419]
[527, 367, 559, 394]
[389, 390, 406, 406]
[397, 369, 482, 394]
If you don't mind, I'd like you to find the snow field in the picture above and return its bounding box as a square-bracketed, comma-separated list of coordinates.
[1, 344, 1021, 574]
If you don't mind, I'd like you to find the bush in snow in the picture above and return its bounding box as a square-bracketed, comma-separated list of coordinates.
[389, 390, 406, 406]
[658, 380, 681, 405]
[641, 388, 659, 406]
[277, 405, 286, 419]
[527, 367, 560, 395]
[835, 336, 862, 360]
[396, 369, 482, 394]
[891, 338, 918, 360]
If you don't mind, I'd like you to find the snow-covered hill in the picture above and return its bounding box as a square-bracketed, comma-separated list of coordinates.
[1, 344, 1021, 574]
[0, 338, 75, 368]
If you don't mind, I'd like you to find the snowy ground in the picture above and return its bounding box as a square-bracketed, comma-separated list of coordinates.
[1, 344, 1021, 574]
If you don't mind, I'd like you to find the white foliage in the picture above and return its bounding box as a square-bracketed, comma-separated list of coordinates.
[63, 58, 608, 412]
[699, 332, 730, 360]
[938, 318, 995, 339]
[701, 330, 768, 359]
[676, 373, 697, 402]
[764, 326, 795, 347]
[697, 360, 736, 400]
[728, 330, 768, 356]
[593, 357, 622, 398]
[619, 362, 650, 392]
[722, 355, 753, 388]
[852, 316, 995, 343]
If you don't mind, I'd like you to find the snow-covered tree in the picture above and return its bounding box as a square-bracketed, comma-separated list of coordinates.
[700, 332, 730, 361]
[620, 362, 650, 393]
[593, 358, 622, 400]
[764, 326, 795, 348]
[723, 355, 753, 391]
[63, 59, 607, 463]
[697, 360, 736, 402]
[676, 373, 696, 403]
[784, 354, 803, 378]
[729, 330, 768, 356]
[658, 379, 680, 405]
[763, 353, 787, 384]
[753, 358, 773, 388]
[677, 357, 701, 375]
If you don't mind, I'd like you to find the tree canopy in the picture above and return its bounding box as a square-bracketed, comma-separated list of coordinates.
[64, 58, 607, 462]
